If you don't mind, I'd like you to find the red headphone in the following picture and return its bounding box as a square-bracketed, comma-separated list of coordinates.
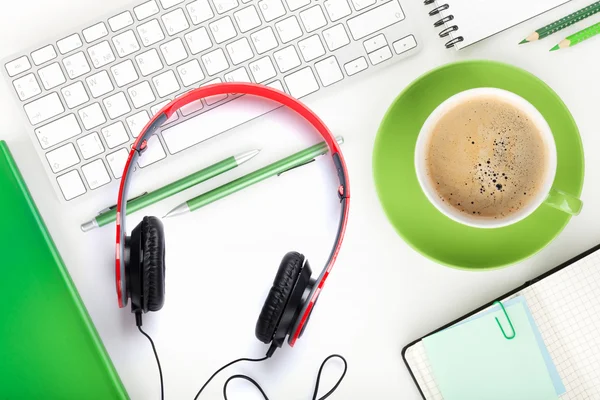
[114, 82, 350, 352]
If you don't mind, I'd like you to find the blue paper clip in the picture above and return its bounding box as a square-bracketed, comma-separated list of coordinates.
[494, 301, 516, 340]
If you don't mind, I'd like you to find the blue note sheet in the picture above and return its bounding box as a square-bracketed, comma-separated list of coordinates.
[423, 301, 558, 400]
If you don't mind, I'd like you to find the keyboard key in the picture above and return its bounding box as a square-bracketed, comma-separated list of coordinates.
[300, 5, 327, 32]
[159, 0, 184, 8]
[63, 52, 91, 79]
[137, 19, 165, 46]
[259, 0, 285, 22]
[136, 49, 164, 76]
[77, 132, 105, 159]
[138, 135, 166, 168]
[201, 78, 228, 105]
[107, 148, 130, 179]
[202, 48, 229, 76]
[350, 0, 375, 11]
[214, 0, 239, 14]
[393, 34, 417, 54]
[79, 103, 106, 130]
[102, 122, 130, 148]
[186, 0, 214, 24]
[151, 100, 179, 123]
[285, 0, 310, 11]
[162, 8, 190, 35]
[298, 35, 325, 62]
[109, 11, 134, 31]
[153, 70, 181, 97]
[36, 114, 81, 149]
[368, 45, 392, 65]
[226, 38, 254, 65]
[126, 110, 150, 137]
[160, 38, 188, 65]
[364, 33, 386, 53]
[266, 80, 284, 92]
[234, 6, 261, 33]
[5, 56, 31, 77]
[104, 92, 132, 119]
[24, 92, 64, 125]
[86, 71, 114, 98]
[185, 27, 213, 54]
[224, 67, 251, 83]
[177, 59, 205, 86]
[275, 16, 302, 44]
[315, 56, 343, 86]
[112, 30, 141, 57]
[249, 56, 276, 83]
[82, 159, 111, 189]
[83, 22, 109, 43]
[210, 16, 237, 44]
[251, 27, 278, 54]
[46, 143, 80, 173]
[135, 1, 160, 20]
[88, 41, 116, 68]
[62, 82, 89, 109]
[163, 94, 280, 153]
[31, 46, 57, 66]
[38, 63, 66, 90]
[111, 60, 139, 87]
[324, 0, 351, 21]
[13, 74, 41, 101]
[57, 34, 83, 54]
[274, 46, 301, 73]
[344, 56, 367, 76]
[57, 170, 86, 200]
[284, 67, 318, 98]
[129, 81, 156, 108]
[180, 98, 204, 116]
[323, 24, 350, 51]
[347, 0, 404, 40]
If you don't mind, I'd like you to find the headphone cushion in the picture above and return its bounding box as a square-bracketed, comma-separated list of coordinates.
[142, 216, 166, 312]
[255, 252, 304, 344]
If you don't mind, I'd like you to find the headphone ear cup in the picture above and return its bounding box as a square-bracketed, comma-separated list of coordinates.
[255, 252, 305, 344]
[141, 216, 166, 313]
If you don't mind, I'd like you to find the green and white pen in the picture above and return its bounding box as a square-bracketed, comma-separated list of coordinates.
[164, 136, 344, 219]
[81, 149, 260, 231]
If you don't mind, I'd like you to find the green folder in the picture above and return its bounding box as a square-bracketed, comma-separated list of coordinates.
[0, 141, 128, 399]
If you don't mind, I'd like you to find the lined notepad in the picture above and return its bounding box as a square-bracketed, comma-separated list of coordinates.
[426, 0, 572, 50]
[405, 249, 600, 399]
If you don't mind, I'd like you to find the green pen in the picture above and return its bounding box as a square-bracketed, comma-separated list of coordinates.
[164, 136, 344, 219]
[80, 149, 260, 231]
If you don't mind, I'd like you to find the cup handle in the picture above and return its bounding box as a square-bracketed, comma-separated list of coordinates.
[544, 188, 583, 216]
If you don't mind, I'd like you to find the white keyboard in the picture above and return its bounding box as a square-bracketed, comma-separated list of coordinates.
[3, 0, 419, 202]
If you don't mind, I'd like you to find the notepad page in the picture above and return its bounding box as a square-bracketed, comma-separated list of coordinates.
[433, 0, 571, 50]
[405, 251, 600, 399]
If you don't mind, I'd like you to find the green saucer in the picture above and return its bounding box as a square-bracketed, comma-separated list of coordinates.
[373, 60, 584, 270]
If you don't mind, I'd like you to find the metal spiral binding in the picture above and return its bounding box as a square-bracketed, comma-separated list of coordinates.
[423, 0, 464, 48]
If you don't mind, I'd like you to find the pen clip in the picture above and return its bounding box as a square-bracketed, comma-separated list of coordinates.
[277, 159, 316, 177]
[98, 192, 148, 215]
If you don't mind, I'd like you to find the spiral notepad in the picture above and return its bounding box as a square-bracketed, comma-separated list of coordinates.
[425, 0, 572, 49]
[403, 244, 600, 399]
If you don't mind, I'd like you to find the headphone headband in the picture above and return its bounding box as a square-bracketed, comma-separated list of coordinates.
[115, 82, 350, 346]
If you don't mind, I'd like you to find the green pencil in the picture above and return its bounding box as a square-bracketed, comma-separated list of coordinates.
[164, 136, 344, 219]
[551, 21, 600, 50]
[81, 149, 260, 231]
[520, 1, 600, 44]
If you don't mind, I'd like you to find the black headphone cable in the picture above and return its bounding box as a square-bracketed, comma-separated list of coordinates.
[137, 312, 165, 400]
[136, 316, 347, 400]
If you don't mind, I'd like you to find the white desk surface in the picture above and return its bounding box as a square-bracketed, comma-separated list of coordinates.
[1, 0, 599, 398]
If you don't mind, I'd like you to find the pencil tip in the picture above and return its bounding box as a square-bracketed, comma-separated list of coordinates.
[519, 39, 528, 44]
[550, 45, 559, 51]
